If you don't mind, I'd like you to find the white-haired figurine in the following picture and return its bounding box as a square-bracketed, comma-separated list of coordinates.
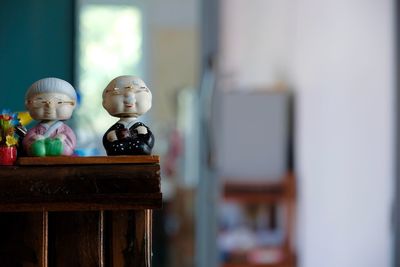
[23, 77, 77, 156]
[102, 75, 154, 155]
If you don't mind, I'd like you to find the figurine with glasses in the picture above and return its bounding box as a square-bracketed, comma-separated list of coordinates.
[23, 77, 77, 156]
[102, 75, 154, 155]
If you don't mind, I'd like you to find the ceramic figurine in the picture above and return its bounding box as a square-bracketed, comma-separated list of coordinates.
[23, 77, 77, 156]
[102, 75, 154, 155]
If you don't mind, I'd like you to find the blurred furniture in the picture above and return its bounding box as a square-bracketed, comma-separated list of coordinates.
[213, 90, 294, 267]
[216, 91, 290, 182]
[221, 173, 296, 267]
[0, 156, 161, 267]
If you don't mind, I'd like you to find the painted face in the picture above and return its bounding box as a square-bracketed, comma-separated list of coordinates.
[102, 77, 152, 118]
[26, 93, 76, 121]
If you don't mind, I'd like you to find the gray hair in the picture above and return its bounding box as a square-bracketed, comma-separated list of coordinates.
[26, 77, 77, 100]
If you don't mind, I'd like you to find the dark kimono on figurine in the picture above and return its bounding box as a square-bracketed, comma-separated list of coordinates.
[103, 121, 154, 155]
[102, 75, 155, 155]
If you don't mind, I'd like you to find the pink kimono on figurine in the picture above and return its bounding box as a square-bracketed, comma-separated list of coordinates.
[23, 78, 77, 156]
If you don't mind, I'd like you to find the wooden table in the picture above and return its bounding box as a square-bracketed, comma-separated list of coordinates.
[0, 156, 162, 267]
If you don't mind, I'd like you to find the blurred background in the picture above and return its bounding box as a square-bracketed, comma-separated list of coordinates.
[0, 0, 398, 267]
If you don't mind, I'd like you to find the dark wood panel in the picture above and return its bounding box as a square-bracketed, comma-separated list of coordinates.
[48, 211, 103, 267]
[18, 156, 159, 166]
[0, 164, 162, 211]
[106, 210, 152, 267]
[0, 165, 160, 194]
[0, 194, 162, 212]
[0, 212, 47, 267]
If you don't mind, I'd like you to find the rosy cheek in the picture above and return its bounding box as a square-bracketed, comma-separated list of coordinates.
[105, 105, 116, 115]
[57, 106, 74, 119]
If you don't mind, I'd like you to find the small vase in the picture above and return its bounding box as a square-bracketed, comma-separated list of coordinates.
[0, 146, 17, 165]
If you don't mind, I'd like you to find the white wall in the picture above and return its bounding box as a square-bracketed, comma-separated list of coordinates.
[294, 1, 395, 267]
[218, 0, 395, 266]
[219, 0, 294, 90]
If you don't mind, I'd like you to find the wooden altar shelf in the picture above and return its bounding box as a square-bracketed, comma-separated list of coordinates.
[0, 156, 161, 267]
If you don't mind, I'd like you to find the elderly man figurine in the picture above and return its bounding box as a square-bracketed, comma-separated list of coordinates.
[23, 77, 77, 156]
[102, 75, 154, 155]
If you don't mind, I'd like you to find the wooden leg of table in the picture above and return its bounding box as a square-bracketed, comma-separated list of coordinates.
[42, 211, 48, 267]
[106, 210, 152, 267]
[99, 210, 105, 267]
[145, 209, 153, 267]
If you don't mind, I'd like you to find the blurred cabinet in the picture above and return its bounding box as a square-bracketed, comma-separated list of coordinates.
[219, 173, 296, 267]
[213, 91, 295, 267]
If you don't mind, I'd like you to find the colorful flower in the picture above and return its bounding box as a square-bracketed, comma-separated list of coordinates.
[0, 110, 18, 147]
[5, 136, 17, 147]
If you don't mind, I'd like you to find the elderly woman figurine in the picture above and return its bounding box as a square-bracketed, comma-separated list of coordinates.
[102, 75, 154, 155]
[23, 77, 77, 156]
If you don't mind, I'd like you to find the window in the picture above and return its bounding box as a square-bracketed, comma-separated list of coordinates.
[75, 0, 143, 155]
